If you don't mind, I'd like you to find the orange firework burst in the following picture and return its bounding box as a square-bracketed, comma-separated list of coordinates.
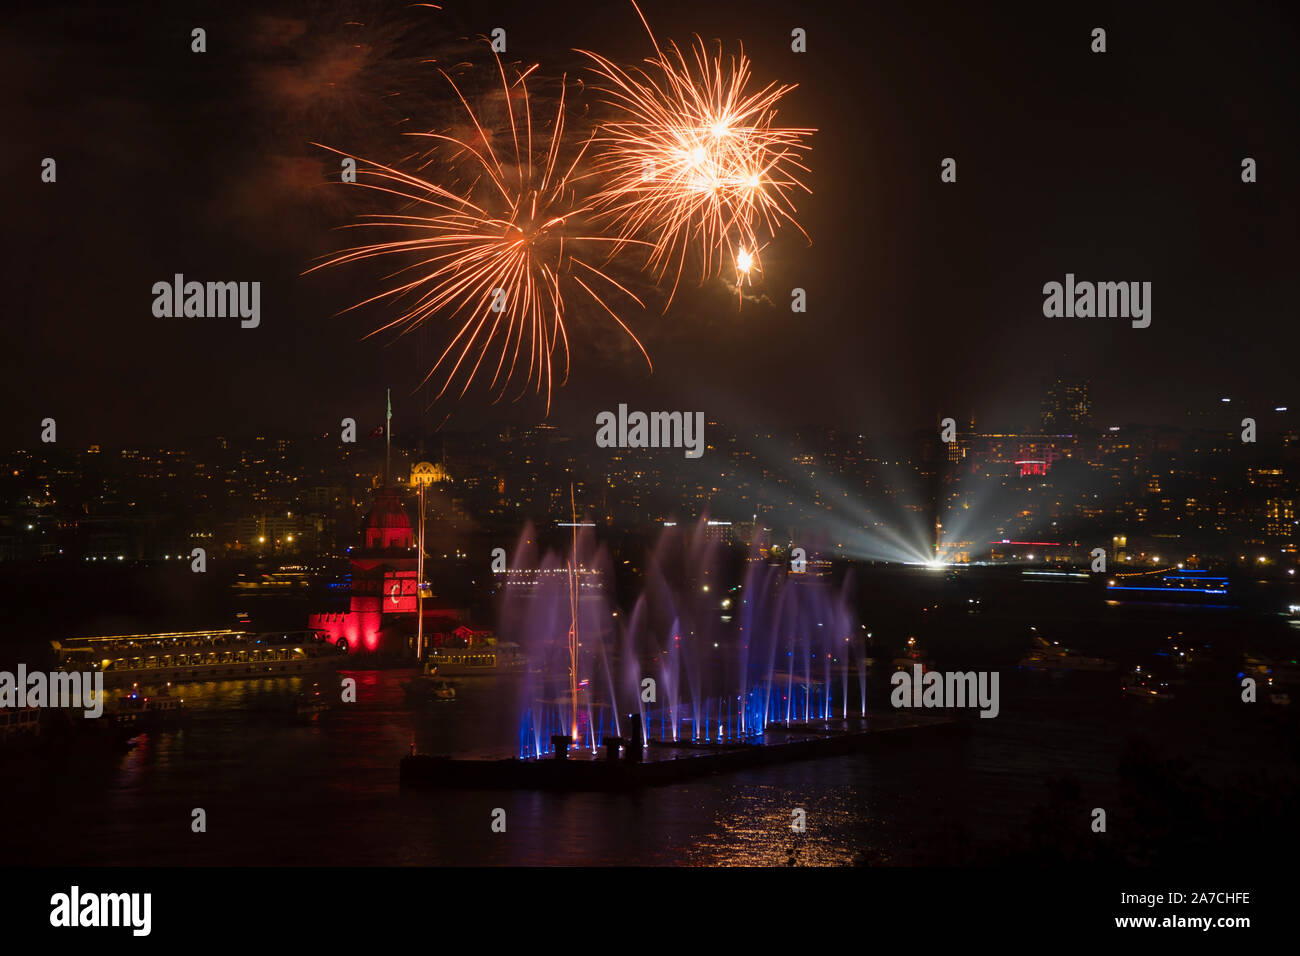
[579, 4, 814, 304]
[308, 56, 650, 414]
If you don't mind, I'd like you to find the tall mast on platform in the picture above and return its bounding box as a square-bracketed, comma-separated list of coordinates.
[568, 484, 580, 741]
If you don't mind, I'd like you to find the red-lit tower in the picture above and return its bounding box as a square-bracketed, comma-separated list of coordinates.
[309, 487, 418, 654]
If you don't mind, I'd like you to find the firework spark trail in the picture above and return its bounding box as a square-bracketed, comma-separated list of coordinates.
[578, 3, 814, 305]
[307, 56, 651, 414]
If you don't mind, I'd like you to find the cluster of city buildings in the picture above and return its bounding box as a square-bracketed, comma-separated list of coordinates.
[1, 380, 1296, 573]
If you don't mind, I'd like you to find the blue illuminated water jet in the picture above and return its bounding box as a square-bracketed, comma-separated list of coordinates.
[503, 517, 867, 759]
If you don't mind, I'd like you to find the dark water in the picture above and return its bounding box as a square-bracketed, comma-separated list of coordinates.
[2, 659, 1293, 866]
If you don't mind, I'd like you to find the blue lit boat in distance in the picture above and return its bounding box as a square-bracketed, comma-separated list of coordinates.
[1105, 570, 1234, 607]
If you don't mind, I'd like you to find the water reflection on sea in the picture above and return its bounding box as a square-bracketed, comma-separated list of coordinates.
[0, 667, 1289, 866]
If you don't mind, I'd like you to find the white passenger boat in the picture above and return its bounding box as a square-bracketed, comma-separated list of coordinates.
[426, 642, 527, 676]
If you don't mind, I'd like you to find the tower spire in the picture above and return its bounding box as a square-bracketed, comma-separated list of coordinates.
[385, 387, 392, 486]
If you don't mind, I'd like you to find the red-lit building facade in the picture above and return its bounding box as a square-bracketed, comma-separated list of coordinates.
[309, 486, 465, 655]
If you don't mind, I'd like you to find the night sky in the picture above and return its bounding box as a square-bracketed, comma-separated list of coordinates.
[4, 0, 1297, 445]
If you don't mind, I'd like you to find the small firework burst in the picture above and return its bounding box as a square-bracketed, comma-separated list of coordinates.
[579, 3, 813, 304]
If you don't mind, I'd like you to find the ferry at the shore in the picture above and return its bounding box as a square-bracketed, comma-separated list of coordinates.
[426, 642, 526, 676]
[51, 629, 346, 687]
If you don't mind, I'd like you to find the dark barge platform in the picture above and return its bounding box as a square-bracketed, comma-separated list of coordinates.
[399, 713, 968, 791]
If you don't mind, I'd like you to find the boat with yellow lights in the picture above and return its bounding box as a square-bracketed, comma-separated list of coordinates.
[51, 629, 346, 687]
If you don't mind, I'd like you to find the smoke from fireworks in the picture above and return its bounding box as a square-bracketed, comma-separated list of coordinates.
[579, 3, 814, 304]
[307, 56, 650, 414]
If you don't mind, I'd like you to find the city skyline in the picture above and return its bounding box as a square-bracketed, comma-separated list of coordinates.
[5, 373, 1296, 576]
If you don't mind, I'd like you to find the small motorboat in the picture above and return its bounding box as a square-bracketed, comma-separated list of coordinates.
[892, 635, 931, 672]
[109, 684, 186, 734]
[402, 662, 456, 702]
[402, 677, 456, 703]
[1121, 667, 1174, 701]
[295, 683, 332, 716]
[1019, 636, 1117, 672]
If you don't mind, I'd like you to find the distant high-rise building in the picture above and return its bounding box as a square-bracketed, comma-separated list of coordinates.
[1041, 379, 1092, 433]
[946, 412, 975, 463]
